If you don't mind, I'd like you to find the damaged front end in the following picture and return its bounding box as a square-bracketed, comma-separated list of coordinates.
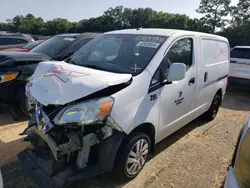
[18, 100, 125, 188]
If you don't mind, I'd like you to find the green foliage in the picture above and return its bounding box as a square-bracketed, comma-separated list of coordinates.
[196, 0, 231, 33]
[219, 0, 250, 47]
[0, 3, 250, 47]
[0, 6, 208, 35]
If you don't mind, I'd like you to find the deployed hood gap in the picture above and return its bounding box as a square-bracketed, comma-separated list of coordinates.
[70, 78, 132, 105]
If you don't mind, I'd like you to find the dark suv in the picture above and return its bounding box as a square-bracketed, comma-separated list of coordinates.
[30, 33, 101, 60]
[0, 33, 34, 50]
[0, 32, 100, 120]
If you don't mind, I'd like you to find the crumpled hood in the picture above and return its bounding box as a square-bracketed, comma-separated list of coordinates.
[27, 61, 132, 106]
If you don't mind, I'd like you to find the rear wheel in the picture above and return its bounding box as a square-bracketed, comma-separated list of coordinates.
[114, 133, 151, 180]
[203, 94, 221, 121]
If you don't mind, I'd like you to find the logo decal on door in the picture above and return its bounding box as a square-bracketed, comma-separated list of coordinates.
[178, 90, 183, 98]
[175, 90, 184, 105]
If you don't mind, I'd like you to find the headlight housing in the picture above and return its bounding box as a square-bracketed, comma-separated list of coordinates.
[0, 72, 18, 83]
[53, 97, 114, 126]
[234, 118, 250, 188]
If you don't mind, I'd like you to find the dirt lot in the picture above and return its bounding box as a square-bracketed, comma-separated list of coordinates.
[0, 85, 250, 188]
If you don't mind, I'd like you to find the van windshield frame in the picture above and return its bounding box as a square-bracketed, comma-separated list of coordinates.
[68, 34, 167, 76]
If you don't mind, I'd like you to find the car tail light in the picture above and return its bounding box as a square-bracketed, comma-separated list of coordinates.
[226, 76, 229, 85]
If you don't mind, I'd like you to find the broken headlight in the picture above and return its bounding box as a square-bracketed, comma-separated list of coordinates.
[234, 117, 250, 188]
[53, 97, 114, 126]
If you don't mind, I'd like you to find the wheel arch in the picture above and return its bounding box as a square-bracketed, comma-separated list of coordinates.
[113, 122, 156, 174]
[215, 88, 223, 105]
[126, 122, 156, 153]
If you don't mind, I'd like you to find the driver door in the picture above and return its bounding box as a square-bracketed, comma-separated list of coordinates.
[157, 37, 197, 141]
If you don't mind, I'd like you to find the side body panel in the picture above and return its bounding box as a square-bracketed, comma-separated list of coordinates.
[110, 70, 160, 138]
[156, 35, 198, 142]
[194, 37, 229, 119]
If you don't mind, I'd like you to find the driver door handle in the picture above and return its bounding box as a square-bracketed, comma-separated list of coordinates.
[188, 77, 195, 86]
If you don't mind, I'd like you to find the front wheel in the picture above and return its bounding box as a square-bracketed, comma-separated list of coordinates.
[20, 93, 34, 117]
[203, 94, 221, 121]
[114, 133, 151, 180]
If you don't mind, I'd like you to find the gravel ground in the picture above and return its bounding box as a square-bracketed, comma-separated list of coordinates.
[0, 85, 249, 188]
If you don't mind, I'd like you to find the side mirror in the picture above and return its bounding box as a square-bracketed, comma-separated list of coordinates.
[166, 63, 186, 82]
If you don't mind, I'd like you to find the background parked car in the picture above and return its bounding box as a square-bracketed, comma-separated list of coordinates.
[0, 32, 100, 120]
[224, 117, 250, 188]
[229, 46, 250, 85]
[0, 32, 34, 50]
[0, 52, 51, 120]
[30, 32, 101, 61]
[0, 40, 44, 52]
[31, 35, 50, 41]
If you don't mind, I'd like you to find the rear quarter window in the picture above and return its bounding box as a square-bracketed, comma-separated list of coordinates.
[231, 48, 250, 59]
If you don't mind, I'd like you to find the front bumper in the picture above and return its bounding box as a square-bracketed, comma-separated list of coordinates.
[18, 130, 126, 187]
[0, 80, 25, 106]
[18, 149, 60, 188]
[224, 167, 241, 188]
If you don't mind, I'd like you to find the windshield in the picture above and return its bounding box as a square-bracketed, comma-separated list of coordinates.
[30, 36, 75, 58]
[231, 48, 250, 59]
[22, 41, 41, 50]
[68, 34, 167, 75]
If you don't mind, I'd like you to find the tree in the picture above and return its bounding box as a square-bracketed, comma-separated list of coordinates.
[103, 6, 130, 30]
[0, 5, 220, 36]
[196, 0, 231, 33]
[44, 18, 70, 35]
[231, 0, 250, 27]
[124, 7, 155, 28]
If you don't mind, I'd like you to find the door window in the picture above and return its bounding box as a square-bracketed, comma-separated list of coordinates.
[0, 38, 14, 45]
[151, 68, 161, 86]
[162, 38, 193, 76]
[69, 38, 93, 53]
[14, 38, 28, 44]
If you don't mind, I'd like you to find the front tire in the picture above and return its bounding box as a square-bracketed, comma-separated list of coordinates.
[114, 133, 151, 180]
[203, 94, 221, 121]
[20, 93, 34, 117]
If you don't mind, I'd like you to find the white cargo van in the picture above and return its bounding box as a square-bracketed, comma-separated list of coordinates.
[21, 29, 229, 186]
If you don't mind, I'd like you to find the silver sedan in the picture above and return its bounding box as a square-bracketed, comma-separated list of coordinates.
[224, 117, 250, 188]
[0, 169, 3, 188]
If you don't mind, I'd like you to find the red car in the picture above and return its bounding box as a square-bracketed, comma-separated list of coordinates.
[0, 40, 44, 52]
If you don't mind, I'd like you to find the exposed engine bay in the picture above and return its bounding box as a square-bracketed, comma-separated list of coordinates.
[19, 100, 126, 187]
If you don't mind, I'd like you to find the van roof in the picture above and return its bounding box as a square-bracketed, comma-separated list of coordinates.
[234, 46, 250, 49]
[105, 28, 227, 41]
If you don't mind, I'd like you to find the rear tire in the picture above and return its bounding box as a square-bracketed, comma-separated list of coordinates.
[203, 94, 221, 121]
[113, 132, 151, 181]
